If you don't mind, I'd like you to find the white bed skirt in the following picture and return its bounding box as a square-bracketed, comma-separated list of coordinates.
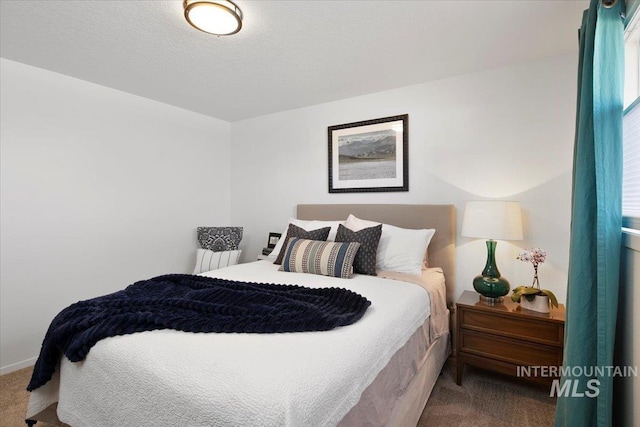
[339, 323, 450, 426]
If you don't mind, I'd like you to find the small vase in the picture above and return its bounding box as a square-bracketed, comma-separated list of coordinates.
[520, 295, 550, 313]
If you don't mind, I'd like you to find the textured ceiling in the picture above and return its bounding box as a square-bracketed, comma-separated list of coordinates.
[0, 0, 588, 122]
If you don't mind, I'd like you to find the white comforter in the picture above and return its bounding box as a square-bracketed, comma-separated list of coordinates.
[27, 261, 431, 427]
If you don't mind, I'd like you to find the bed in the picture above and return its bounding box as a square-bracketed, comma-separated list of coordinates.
[26, 203, 456, 427]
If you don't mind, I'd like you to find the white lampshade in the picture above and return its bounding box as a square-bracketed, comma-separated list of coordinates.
[461, 201, 523, 241]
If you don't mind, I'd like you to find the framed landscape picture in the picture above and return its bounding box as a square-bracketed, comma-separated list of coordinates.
[328, 114, 408, 193]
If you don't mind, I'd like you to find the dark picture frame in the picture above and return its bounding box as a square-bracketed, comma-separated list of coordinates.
[328, 114, 408, 193]
[267, 232, 282, 249]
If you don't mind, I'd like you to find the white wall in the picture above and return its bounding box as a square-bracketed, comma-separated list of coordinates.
[0, 59, 232, 373]
[0, 53, 578, 374]
[230, 54, 577, 305]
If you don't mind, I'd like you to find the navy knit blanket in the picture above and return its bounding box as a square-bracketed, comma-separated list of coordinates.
[27, 274, 371, 392]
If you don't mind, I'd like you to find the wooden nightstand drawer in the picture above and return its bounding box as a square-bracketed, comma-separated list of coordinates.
[460, 330, 563, 366]
[455, 291, 565, 387]
[460, 310, 563, 346]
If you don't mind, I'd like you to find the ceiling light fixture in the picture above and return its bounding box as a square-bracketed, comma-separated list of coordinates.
[184, 0, 243, 36]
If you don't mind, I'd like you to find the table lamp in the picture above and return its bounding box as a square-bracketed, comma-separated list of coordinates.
[461, 200, 523, 303]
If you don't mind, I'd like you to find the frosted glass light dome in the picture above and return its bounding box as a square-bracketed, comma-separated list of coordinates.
[184, 0, 243, 36]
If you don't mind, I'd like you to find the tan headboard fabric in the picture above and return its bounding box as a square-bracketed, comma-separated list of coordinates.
[297, 204, 456, 304]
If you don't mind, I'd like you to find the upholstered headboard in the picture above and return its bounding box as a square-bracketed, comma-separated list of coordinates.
[297, 204, 456, 304]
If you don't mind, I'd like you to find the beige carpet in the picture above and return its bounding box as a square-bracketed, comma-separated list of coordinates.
[419, 361, 557, 426]
[1, 361, 555, 427]
[0, 366, 39, 427]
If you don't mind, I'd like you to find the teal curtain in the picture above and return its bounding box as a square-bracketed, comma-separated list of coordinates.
[554, 1, 625, 426]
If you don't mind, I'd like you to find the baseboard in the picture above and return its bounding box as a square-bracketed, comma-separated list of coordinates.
[0, 357, 36, 376]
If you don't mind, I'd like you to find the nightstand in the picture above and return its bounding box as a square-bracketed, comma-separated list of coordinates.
[456, 290, 565, 386]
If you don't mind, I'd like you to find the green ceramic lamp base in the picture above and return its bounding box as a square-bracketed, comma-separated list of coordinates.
[473, 239, 510, 303]
[473, 275, 511, 301]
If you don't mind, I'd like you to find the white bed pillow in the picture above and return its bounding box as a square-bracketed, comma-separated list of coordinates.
[193, 249, 242, 274]
[266, 218, 345, 261]
[344, 214, 435, 275]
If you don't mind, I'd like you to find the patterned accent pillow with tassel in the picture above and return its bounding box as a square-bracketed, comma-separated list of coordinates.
[278, 238, 361, 279]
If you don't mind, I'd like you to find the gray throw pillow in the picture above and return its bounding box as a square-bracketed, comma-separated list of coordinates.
[335, 224, 382, 276]
[273, 224, 331, 265]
